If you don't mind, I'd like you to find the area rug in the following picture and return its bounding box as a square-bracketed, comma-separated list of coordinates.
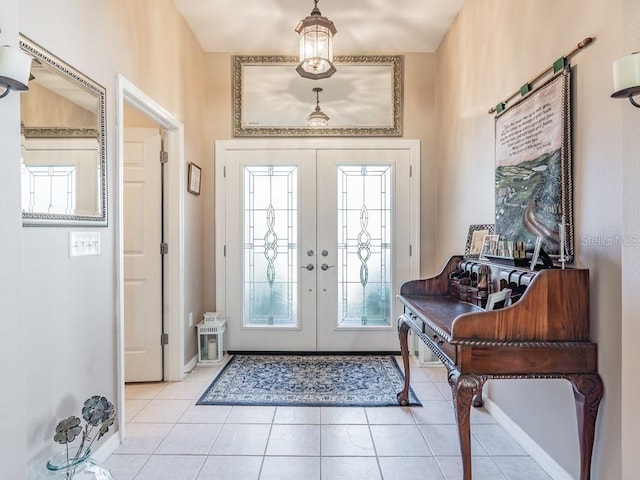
[196, 354, 421, 407]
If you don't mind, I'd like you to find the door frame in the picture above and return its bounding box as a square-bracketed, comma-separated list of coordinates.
[115, 75, 186, 443]
[215, 138, 421, 349]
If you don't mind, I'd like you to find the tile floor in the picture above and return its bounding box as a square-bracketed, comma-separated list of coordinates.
[104, 357, 552, 480]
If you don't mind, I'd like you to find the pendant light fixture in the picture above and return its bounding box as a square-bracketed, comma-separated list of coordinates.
[307, 87, 329, 126]
[295, 0, 337, 80]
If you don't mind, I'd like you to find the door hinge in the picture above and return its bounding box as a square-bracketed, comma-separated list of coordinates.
[409, 165, 413, 177]
[223, 166, 226, 178]
[161, 333, 169, 345]
[160, 151, 168, 163]
[161, 242, 169, 255]
[224, 245, 226, 257]
[409, 244, 412, 256]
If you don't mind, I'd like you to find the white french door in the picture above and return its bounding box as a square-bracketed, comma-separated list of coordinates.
[216, 140, 420, 352]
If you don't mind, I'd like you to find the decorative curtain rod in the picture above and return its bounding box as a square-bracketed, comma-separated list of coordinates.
[488, 37, 594, 114]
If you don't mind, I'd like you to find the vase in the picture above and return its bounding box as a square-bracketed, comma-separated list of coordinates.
[45, 449, 113, 480]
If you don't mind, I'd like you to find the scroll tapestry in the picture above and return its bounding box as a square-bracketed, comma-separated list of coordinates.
[494, 66, 573, 260]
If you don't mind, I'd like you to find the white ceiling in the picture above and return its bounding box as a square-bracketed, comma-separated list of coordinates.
[172, 0, 465, 54]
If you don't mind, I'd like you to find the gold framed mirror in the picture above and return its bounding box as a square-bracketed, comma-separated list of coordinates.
[19, 33, 107, 226]
[233, 55, 403, 137]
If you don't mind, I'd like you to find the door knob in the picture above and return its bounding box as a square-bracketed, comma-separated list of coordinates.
[301, 263, 315, 271]
[320, 263, 335, 271]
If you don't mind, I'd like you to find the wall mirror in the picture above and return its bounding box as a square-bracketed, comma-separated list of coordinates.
[19, 33, 107, 226]
[233, 55, 403, 137]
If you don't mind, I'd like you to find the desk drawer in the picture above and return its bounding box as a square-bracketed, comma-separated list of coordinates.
[422, 322, 456, 364]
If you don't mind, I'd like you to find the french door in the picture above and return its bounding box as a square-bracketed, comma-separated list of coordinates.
[216, 140, 420, 352]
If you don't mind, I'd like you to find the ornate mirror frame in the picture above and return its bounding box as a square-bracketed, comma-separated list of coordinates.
[19, 33, 107, 226]
[233, 55, 403, 137]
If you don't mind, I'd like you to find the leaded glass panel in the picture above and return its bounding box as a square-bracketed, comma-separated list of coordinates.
[337, 165, 392, 327]
[243, 165, 298, 327]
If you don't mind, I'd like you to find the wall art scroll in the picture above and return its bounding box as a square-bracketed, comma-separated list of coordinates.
[494, 66, 573, 261]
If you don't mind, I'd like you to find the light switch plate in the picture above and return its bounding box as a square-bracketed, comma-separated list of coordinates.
[69, 232, 100, 257]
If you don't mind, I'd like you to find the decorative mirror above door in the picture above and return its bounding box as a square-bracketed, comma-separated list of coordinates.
[233, 55, 403, 137]
[19, 33, 107, 226]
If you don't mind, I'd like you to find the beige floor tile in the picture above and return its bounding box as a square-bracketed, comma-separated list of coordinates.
[260, 456, 320, 480]
[196, 456, 262, 480]
[103, 454, 149, 480]
[134, 454, 205, 480]
[265, 424, 320, 456]
[365, 406, 415, 424]
[320, 425, 375, 456]
[379, 457, 445, 480]
[226, 405, 276, 423]
[492, 456, 552, 479]
[114, 423, 173, 454]
[273, 406, 321, 424]
[125, 382, 167, 400]
[124, 398, 150, 422]
[370, 424, 432, 456]
[320, 406, 367, 424]
[419, 424, 487, 457]
[155, 423, 222, 455]
[129, 399, 191, 423]
[411, 401, 456, 425]
[178, 404, 232, 424]
[155, 380, 208, 400]
[321, 457, 382, 480]
[472, 424, 528, 456]
[210, 424, 271, 455]
[436, 456, 507, 480]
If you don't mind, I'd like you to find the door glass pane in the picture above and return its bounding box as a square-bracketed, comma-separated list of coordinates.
[243, 165, 298, 327]
[21, 164, 76, 214]
[337, 165, 392, 327]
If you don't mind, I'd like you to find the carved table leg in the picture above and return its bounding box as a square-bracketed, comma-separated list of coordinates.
[449, 371, 485, 480]
[568, 374, 604, 480]
[396, 316, 412, 406]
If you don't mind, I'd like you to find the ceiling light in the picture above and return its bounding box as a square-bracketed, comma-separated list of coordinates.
[295, 0, 337, 80]
[307, 87, 329, 127]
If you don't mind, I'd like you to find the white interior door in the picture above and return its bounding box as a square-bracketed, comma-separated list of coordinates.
[124, 127, 163, 381]
[217, 140, 419, 352]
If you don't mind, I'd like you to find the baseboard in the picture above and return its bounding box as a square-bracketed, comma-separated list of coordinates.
[184, 354, 198, 374]
[91, 431, 121, 463]
[483, 398, 574, 480]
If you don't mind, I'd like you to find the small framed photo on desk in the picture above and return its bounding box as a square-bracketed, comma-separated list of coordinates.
[464, 224, 494, 258]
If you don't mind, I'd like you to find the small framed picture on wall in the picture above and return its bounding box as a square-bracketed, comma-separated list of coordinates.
[188, 162, 202, 195]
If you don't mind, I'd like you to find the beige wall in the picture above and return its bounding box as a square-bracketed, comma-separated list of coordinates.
[436, 0, 623, 477]
[16, 0, 205, 475]
[621, 1, 640, 478]
[21, 83, 96, 127]
[202, 53, 439, 311]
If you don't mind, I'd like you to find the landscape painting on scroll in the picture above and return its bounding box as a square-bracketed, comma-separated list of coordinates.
[494, 67, 573, 261]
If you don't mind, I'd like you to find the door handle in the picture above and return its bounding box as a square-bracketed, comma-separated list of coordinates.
[320, 263, 335, 271]
[301, 263, 315, 271]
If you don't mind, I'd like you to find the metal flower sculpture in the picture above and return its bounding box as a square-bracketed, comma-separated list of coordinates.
[52, 395, 115, 478]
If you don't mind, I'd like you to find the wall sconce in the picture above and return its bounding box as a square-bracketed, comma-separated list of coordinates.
[307, 87, 329, 127]
[295, 0, 337, 80]
[611, 52, 640, 108]
[0, 45, 31, 99]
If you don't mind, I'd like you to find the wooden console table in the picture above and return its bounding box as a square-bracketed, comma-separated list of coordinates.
[397, 256, 603, 480]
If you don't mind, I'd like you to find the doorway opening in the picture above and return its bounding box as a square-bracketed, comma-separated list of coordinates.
[115, 75, 186, 443]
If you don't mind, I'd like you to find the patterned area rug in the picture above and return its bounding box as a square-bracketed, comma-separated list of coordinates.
[197, 354, 421, 407]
